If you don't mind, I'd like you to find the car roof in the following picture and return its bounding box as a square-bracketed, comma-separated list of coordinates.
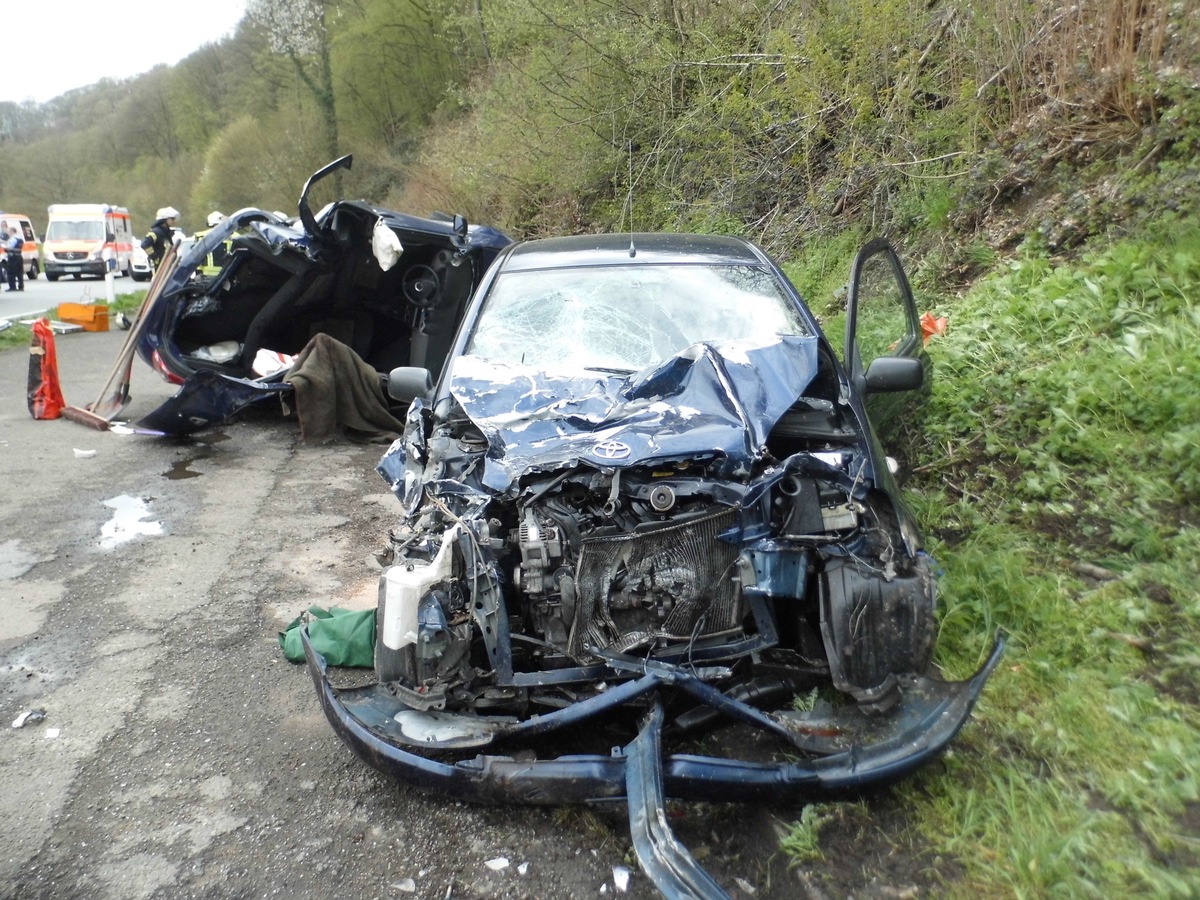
[499, 232, 771, 271]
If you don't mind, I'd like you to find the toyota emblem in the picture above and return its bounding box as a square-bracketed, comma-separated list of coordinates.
[591, 440, 631, 460]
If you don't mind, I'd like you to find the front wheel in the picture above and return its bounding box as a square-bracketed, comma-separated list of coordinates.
[46, 272, 59, 282]
[72, 273, 82, 280]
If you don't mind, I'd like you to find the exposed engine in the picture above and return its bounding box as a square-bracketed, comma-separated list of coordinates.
[370, 443, 921, 718]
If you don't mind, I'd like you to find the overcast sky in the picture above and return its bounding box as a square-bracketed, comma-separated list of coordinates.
[8, 0, 247, 104]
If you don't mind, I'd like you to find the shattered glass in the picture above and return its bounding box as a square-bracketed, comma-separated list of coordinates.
[466, 265, 811, 374]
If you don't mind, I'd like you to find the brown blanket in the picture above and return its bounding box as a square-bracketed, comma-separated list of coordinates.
[284, 333, 406, 443]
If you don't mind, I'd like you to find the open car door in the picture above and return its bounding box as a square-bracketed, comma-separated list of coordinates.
[843, 237, 929, 445]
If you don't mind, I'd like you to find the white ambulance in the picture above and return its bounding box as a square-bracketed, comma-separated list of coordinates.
[43, 204, 134, 280]
[0, 212, 42, 280]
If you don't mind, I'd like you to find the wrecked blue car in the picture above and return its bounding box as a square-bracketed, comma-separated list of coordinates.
[303, 233, 1002, 897]
[134, 155, 512, 434]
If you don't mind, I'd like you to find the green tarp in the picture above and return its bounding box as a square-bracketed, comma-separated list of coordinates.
[279, 606, 375, 667]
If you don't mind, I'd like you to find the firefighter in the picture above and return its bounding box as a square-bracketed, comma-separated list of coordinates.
[141, 206, 180, 267]
[195, 211, 231, 277]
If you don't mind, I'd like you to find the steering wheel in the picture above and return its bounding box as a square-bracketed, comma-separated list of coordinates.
[403, 264, 440, 309]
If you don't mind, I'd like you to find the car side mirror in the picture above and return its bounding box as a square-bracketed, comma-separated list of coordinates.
[450, 214, 469, 253]
[387, 367, 433, 403]
[864, 356, 923, 394]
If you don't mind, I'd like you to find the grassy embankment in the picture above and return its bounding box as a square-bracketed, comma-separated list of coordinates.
[780, 218, 1200, 895]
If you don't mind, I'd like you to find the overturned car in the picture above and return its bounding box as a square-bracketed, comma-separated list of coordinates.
[134, 155, 512, 435]
[303, 233, 1002, 897]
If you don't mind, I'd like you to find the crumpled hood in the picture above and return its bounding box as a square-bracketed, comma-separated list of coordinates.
[448, 335, 820, 493]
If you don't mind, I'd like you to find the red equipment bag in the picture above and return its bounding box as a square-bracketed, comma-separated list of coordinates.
[28, 318, 66, 419]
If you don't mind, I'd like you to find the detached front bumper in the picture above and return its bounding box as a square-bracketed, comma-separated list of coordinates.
[302, 627, 1004, 805]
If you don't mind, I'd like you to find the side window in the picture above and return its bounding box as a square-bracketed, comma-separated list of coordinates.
[850, 247, 916, 373]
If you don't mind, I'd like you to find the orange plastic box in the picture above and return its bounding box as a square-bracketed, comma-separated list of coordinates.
[56, 303, 109, 332]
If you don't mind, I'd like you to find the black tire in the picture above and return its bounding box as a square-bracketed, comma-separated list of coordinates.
[27, 261, 38, 281]
[46, 272, 59, 282]
[72, 273, 82, 280]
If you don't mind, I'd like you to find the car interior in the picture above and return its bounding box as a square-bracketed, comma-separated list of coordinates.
[168, 205, 479, 386]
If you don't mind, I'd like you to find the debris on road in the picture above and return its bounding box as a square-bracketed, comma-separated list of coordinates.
[613, 865, 631, 892]
[12, 708, 46, 729]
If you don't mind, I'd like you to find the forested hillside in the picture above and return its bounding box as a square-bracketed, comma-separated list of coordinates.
[5, 2, 1198, 895]
[2, 0, 1196, 273]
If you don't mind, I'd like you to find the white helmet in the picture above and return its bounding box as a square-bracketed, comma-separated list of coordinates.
[206, 211, 225, 227]
[156, 206, 181, 221]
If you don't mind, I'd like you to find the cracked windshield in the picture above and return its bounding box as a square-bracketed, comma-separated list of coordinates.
[465, 264, 811, 374]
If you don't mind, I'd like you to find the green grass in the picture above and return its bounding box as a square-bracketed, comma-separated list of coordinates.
[784, 216, 1200, 894]
[780, 803, 852, 863]
[0, 290, 146, 350]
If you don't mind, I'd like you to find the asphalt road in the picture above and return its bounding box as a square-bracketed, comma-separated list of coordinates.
[0, 331, 794, 900]
[0, 273, 145, 323]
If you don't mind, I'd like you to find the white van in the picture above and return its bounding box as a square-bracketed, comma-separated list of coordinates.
[0, 213, 42, 280]
[43, 204, 134, 281]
